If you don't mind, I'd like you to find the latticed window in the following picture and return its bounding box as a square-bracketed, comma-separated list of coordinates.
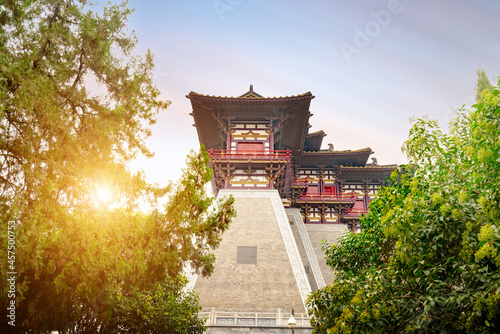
[306, 185, 318, 194]
[237, 142, 263, 152]
[323, 185, 337, 195]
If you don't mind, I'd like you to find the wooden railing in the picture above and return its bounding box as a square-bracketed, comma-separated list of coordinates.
[298, 193, 356, 201]
[291, 180, 309, 187]
[346, 208, 369, 215]
[208, 149, 291, 159]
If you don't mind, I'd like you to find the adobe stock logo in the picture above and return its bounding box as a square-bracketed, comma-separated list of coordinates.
[340, 0, 407, 63]
[213, 0, 244, 21]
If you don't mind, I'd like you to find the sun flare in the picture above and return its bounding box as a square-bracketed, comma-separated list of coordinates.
[96, 186, 112, 202]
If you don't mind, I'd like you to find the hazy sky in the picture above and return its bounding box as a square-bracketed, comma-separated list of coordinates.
[115, 0, 500, 186]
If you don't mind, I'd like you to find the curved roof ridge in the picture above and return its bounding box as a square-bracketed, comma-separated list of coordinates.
[307, 130, 326, 137]
[303, 147, 373, 154]
[340, 164, 398, 169]
[187, 90, 314, 100]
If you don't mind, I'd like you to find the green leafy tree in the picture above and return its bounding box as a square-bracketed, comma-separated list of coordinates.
[307, 79, 500, 333]
[0, 1, 235, 332]
[476, 66, 493, 102]
[74, 275, 206, 334]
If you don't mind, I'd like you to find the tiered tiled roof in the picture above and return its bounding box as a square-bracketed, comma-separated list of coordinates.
[187, 87, 314, 151]
[187, 86, 395, 169]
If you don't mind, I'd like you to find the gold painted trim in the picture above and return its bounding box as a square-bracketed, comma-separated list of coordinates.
[232, 133, 269, 139]
[229, 180, 270, 185]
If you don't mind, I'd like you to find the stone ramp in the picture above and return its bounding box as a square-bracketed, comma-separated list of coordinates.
[192, 189, 310, 313]
[304, 224, 347, 284]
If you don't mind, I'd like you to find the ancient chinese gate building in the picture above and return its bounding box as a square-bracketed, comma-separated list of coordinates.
[186, 86, 396, 332]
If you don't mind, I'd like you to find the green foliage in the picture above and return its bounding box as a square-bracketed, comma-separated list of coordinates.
[0, 1, 235, 332]
[73, 275, 206, 334]
[321, 169, 411, 280]
[307, 79, 500, 333]
[476, 66, 493, 102]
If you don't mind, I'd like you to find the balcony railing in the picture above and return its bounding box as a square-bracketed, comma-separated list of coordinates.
[346, 208, 369, 215]
[208, 149, 291, 159]
[298, 192, 356, 201]
[291, 180, 309, 187]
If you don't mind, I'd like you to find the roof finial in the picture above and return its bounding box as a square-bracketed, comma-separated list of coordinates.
[238, 85, 262, 98]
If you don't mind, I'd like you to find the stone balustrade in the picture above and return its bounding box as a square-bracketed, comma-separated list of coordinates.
[199, 308, 311, 327]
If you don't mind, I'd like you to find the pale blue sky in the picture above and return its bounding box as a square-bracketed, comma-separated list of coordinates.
[117, 0, 500, 186]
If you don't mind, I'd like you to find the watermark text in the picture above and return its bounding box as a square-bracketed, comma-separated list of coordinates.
[213, 0, 244, 21]
[6, 220, 17, 327]
[340, 0, 407, 63]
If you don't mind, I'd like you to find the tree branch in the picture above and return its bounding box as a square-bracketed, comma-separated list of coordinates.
[33, 3, 60, 70]
[71, 48, 86, 89]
